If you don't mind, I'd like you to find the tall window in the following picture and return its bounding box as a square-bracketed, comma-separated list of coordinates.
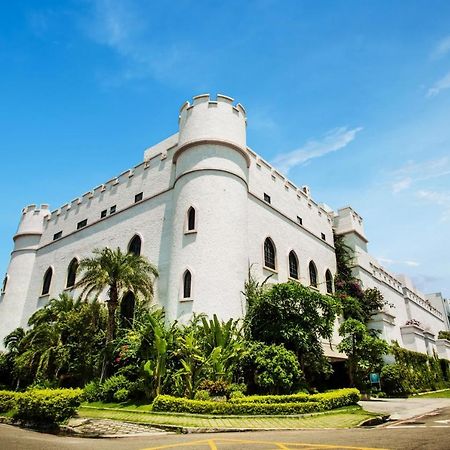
[183, 270, 192, 299]
[1, 275, 7, 293]
[121, 292, 135, 327]
[325, 270, 333, 294]
[264, 238, 276, 270]
[187, 207, 196, 231]
[309, 261, 318, 288]
[66, 258, 78, 288]
[288, 251, 299, 279]
[128, 235, 142, 256]
[42, 267, 53, 295]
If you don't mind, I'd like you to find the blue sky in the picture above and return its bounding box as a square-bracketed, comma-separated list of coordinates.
[1, 0, 449, 297]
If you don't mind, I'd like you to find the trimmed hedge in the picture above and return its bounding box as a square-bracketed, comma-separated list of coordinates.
[153, 388, 360, 415]
[14, 388, 83, 424]
[0, 390, 21, 412]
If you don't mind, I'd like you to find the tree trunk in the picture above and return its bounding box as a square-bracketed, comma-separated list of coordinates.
[100, 284, 119, 382]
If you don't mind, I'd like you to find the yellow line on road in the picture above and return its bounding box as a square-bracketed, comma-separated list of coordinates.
[140, 439, 210, 449]
[207, 439, 218, 450]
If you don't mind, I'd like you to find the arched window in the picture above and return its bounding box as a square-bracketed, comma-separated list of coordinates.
[325, 270, 334, 294]
[309, 261, 318, 288]
[288, 251, 299, 279]
[183, 270, 192, 299]
[66, 258, 78, 288]
[1, 275, 7, 293]
[187, 207, 196, 231]
[128, 235, 142, 256]
[42, 267, 53, 296]
[120, 292, 135, 327]
[264, 238, 276, 270]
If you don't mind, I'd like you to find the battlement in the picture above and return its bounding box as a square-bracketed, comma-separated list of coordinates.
[22, 204, 49, 215]
[179, 94, 246, 121]
[333, 206, 367, 243]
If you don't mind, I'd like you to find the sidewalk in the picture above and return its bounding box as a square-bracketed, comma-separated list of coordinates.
[359, 398, 450, 420]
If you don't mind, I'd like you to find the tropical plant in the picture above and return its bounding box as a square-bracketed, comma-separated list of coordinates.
[76, 247, 158, 378]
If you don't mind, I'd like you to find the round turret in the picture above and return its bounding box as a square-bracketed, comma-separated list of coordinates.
[15, 204, 50, 241]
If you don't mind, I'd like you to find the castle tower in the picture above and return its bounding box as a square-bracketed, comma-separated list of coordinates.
[166, 94, 250, 321]
[0, 204, 50, 343]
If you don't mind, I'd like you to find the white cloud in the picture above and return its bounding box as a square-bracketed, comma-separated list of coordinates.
[378, 257, 420, 267]
[390, 156, 450, 193]
[417, 189, 450, 222]
[426, 71, 450, 98]
[272, 126, 362, 174]
[431, 35, 450, 59]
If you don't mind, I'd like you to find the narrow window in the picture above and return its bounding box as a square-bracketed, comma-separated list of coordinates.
[183, 270, 192, 299]
[121, 292, 135, 327]
[42, 267, 53, 295]
[53, 231, 62, 241]
[309, 261, 318, 288]
[264, 238, 276, 270]
[66, 258, 78, 288]
[289, 251, 299, 279]
[128, 235, 142, 256]
[187, 207, 196, 231]
[321, 233, 326, 241]
[135, 192, 143, 203]
[326, 270, 334, 294]
[264, 193, 271, 204]
[1, 275, 7, 293]
[101, 209, 107, 218]
[297, 216, 303, 225]
[110, 205, 116, 214]
[77, 219, 87, 230]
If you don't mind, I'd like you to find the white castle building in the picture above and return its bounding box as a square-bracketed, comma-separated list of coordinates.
[1, 94, 449, 360]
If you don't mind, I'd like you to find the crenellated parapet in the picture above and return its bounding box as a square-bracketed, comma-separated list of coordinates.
[177, 94, 247, 154]
[15, 204, 51, 241]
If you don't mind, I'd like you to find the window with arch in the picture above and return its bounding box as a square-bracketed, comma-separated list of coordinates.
[264, 238, 276, 270]
[128, 235, 142, 256]
[183, 270, 192, 299]
[66, 258, 78, 288]
[187, 207, 196, 232]
[325, 270, 334, 294]
[309, 261, 318, 288]
[42, 267, 53, 296]
[1, 274, 7, 293]
[288, 251, 299, 279]
[121, 291, 135, 327]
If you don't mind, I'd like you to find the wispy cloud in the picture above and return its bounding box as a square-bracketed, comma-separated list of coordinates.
[81, 0, 192, 85]
[378, 257, 420, 267]
[272, 126, 362, 173]
[417, 189, 450, 222]
[390, 156, 450, 193]
[426, 71, 450, 98]
[431, 35, 450, 59]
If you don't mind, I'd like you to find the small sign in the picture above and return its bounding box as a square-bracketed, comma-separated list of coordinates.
[370, 373, 380, 384]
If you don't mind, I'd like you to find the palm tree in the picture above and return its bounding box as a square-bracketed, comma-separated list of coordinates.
[76, 247, 159, 354]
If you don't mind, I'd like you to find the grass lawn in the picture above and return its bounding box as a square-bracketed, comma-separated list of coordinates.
[78, 404, 376, 429]
[415, 389, 450, 398]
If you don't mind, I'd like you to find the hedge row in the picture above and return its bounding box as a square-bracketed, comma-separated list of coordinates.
[0, 390, 21, 412]
[229, 388, 360, 409]
[0, 388, 83, 424]
[153, 388, 360, 415]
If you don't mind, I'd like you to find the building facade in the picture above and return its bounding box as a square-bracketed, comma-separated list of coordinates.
[0, 94, 449, 358]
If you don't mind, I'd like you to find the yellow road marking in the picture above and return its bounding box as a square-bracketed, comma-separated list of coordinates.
[207, 439, 218, 450]
[140, 439, 210, 449]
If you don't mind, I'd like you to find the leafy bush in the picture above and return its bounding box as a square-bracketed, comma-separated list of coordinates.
[0, 390, 21, 412]
[229, 391, 244, 400]
[194, 390, 210, 401]
[83, 380, 102, 402]
[113, 388, 130, 403]
[152, 389, 360, 415]
[438, 331, 450, 341]
[14, 388, 83, 424]
[380, 364, 408, 397]
[198, 379, 229, 397]
[101, 375, 130, 402]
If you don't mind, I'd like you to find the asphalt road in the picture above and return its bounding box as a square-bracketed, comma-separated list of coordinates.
[1, 407, 450, 450]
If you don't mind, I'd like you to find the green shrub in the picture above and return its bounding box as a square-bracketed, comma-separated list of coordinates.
[101, 375, 130, 402]
[380, 364, 408, 397]
[83, 380, 102, 403]
[113, 388, 130, 403]
[229, 391, 245, 400]
[152, 389, 360, 415]
[0, 390, 21, 412]
[14, 388, 83, 424]
[198, 380, 230, 397]
[194, 390, 211, 401]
